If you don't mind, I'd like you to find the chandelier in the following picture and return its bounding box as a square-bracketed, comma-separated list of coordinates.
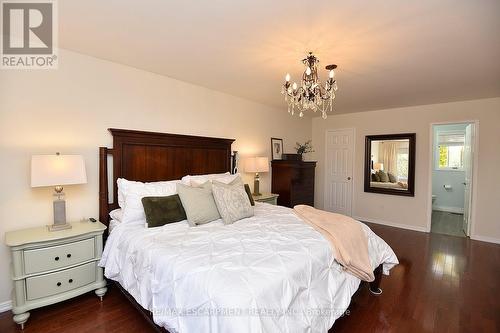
[281, 52, 338, 119]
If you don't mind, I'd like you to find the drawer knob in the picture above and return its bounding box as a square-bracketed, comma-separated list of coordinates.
[67, 253, 72, 258]
[68, 279, 73, 283]
[54, 256, 60, 261]
[57, 282, 61, 287]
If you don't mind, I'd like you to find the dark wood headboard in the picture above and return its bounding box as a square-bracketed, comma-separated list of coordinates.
[99, 128, 234, 229]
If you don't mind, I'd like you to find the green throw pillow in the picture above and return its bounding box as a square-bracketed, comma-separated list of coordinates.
[244, 184, 255, 206]
[141, 194, 187, 228]
[373, 172, 381, 182]
[378, 170, 389, 182]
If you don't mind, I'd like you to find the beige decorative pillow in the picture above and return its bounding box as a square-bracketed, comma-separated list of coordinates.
[378, 170, 389, 182]
[212, 177, 254, 225]
[387, 172, 397, 183]
[176, 182, 221, 226]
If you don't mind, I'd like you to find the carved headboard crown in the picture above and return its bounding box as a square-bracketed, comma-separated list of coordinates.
[99, 128, 234, 229]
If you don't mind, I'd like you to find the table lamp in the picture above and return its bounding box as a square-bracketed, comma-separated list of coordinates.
[244, 157, 269, 196]
[31, 153, 87, 231]
[374, 162, 384, 172]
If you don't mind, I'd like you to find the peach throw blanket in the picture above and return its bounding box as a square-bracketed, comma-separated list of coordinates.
[293, 205, 374, 282]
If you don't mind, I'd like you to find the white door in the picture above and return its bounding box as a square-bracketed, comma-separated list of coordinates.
[325, 129, 355, 216]
[463, 124, 474, 236]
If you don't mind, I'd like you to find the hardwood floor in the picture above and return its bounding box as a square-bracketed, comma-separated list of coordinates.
[0, 286, 157, 333]
[1, 223, 499, 333]
[331, 223, 500, 332]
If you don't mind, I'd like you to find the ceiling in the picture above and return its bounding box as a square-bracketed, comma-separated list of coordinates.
[59, 0, 500, 115]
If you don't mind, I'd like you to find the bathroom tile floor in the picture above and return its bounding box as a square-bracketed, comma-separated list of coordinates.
[431, 210, 466, 237]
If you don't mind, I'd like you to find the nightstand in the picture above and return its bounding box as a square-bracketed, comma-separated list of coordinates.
[4, 221, 107, 329]
[252, 193, 279, 205]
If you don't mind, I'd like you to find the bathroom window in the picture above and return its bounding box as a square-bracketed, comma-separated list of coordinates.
[436, 130, 465, 170]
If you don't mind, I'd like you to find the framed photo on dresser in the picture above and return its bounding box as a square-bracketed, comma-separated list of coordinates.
[271, 138, 283, 160]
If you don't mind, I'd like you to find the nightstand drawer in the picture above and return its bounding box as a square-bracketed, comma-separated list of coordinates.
[24, 238, 95, 274]
[6, 221, 107, 328]
[258, 197, 277, 205]
[26, 262, 96, 300]
[253, 193, 279, 205]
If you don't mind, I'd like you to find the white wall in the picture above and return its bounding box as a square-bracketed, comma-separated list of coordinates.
[432, 123, 467, 212]
[0, 49, 312, 306]
[432, 171, 465, 212]
[312, 98, 500, 242]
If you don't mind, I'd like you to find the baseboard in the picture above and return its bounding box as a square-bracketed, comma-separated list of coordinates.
[470, 235, 500, 245]
[433, 206, 464, 214]
[353, 216, 428, 233]
[0, 300, 12, 313]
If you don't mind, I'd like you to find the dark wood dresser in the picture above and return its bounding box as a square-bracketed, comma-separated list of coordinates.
[271, 160, 316, 208]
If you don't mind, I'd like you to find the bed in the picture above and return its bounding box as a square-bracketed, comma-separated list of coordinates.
[370, 181, 407, 190]
[98, 129, 398, 333]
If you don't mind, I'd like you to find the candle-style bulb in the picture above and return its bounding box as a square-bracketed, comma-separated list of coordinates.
[329, 70, 335, 79]
[292, 82, 297, 90]
[305, 67, 311, 75]
[285, 73, 291, 82]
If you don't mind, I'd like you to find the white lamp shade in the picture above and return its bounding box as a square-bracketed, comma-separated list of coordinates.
[373, 162, 384, 171]
[31, 154, 87, 188]
[244, 157, 269, 173]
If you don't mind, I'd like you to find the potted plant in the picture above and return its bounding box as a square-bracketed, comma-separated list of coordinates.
[295, 140, 314, 160]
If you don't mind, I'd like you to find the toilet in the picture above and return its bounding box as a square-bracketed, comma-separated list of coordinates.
[432, 194, 437, 206]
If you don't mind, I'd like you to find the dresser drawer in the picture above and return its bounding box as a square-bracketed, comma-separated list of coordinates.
[24, 238, 95, 274]
[26, 262, 96, 300]
[291, 190, 314, 206]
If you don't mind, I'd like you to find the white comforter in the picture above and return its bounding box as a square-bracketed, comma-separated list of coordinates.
[100, 203, 398, 333]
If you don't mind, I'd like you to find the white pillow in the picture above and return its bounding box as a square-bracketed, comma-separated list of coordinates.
[117, 178, 138, 208]
[109, 208, 123, 222]
[121, 180, 180, 224]
[117, 178, 178, 208]
[184, 173, 241, 187]
[181, 172, 230, 186]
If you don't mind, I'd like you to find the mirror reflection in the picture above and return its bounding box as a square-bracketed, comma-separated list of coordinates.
[364, 133, 415, 196]
[370, 139, 409, 191]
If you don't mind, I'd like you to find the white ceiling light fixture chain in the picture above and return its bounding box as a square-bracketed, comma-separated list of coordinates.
[281, 52, 338, 119]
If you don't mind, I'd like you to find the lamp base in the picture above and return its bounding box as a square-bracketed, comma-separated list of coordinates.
[253, 173, 261, 196]
[51, 191, 69, 232]
[47, 223, 72, 232]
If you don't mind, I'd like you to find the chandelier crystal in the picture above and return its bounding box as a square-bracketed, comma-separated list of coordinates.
[281, 52, 338, 119]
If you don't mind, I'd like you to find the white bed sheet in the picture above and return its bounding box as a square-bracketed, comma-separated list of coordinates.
[100, 203, 398, 333]
[370, 181, 406, 190]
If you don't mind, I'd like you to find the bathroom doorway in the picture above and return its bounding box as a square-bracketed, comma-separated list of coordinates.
[429, 122, 476, 237]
